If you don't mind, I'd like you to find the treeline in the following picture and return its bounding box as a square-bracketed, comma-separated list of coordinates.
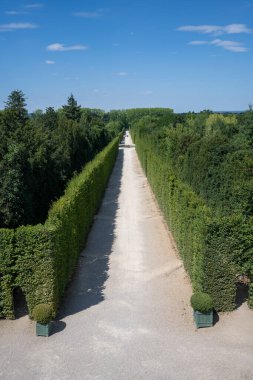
[130, 108, 253, 311]
[0, 91, 124, 229]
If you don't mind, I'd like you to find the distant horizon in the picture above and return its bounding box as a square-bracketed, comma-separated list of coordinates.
[0, 95, 249, 115]
[0, 0, 252, 112]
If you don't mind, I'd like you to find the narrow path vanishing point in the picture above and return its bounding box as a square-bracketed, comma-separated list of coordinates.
[0, 133, 253, 380]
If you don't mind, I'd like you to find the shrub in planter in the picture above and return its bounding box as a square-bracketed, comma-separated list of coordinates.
[191, 292, 214, 312]
[190, 292, 214, 328]
[32, 304, 54, 337]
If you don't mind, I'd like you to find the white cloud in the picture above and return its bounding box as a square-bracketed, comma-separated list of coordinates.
[5, 11, 29, 15]
[188, 40, 209, 45]
[179, 25, 221, 34]
[224, 46, 249, 52]
[189, 37, 249, 52]
[0, 22, 38, 32]
[73, 8, 108, 18]
[211, 39, 249, 52]
[47, 43, 88, 52]
[114, 72, 128, 76]
[178, 24, 252, 35]
[73, 12, 100, 18]
[223, 24, 252, 34]
[144, 90, 153, 95]
[24, 3, 43, 9]
[45, 60, 55, 64]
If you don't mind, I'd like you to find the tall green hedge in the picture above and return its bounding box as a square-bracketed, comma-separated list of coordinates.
[0, 136, 119, 318]
[131, 124, 251, 311]
[14, 225, 57, 316]
[0, 229, 15, 318]
[46, 136, 119, 304]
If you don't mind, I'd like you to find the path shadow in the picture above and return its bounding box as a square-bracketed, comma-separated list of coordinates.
[235, 282, 249, 309]
[58, 148, 124, 319]
[13, 287, 28, 319]
[213, 310, 219, 326]
[51, 320, 67, 336]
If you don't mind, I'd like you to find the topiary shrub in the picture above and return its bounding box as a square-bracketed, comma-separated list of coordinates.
[32, 304, 54, 324]
[190, 292, 214, 313]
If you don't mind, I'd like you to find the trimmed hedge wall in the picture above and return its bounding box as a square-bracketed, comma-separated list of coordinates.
[131, 125, 252, 311]
[0, 136, 119, 318]
[46, 136, 119, 305]
[0, 229, 15, 318]
[15, 225, 56, 317]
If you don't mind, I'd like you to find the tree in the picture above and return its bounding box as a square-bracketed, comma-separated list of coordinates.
[44, 107, 58, 129]
[4, 90, 28, 131]
[0, 143, 32, 227]
[62, 94, 81, 122]
[0, 90, 112, 228]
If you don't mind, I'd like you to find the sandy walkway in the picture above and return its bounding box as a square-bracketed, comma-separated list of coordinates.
[0, 133, 253, 380]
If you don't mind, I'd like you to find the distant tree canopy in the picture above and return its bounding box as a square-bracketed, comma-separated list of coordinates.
[129, 110, 253, 217]
[62, 93, 81, 122]
[0, 91, 122, 228]
[4, 90, 28, 125]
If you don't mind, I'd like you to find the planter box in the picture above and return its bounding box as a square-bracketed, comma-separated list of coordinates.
[36, 322, 52, 337]
[194, 310, 213, 328]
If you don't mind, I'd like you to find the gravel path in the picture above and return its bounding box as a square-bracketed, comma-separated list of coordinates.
[0, 133, 253, 380]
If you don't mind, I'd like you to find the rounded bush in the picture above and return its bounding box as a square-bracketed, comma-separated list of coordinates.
[190, 292, 214, 313]
[32, 304, 54, 324]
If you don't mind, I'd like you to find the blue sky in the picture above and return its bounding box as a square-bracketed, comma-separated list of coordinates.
[0, 0, 252, 112]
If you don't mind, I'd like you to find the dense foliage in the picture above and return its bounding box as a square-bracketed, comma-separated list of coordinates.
[0, 91, 118, 228]
[0, 137, 119, 318]
[130, 109, 253, 311]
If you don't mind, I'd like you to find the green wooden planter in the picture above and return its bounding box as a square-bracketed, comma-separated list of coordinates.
[36, 321, 52, 337]
[194, 310, 213, 328]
